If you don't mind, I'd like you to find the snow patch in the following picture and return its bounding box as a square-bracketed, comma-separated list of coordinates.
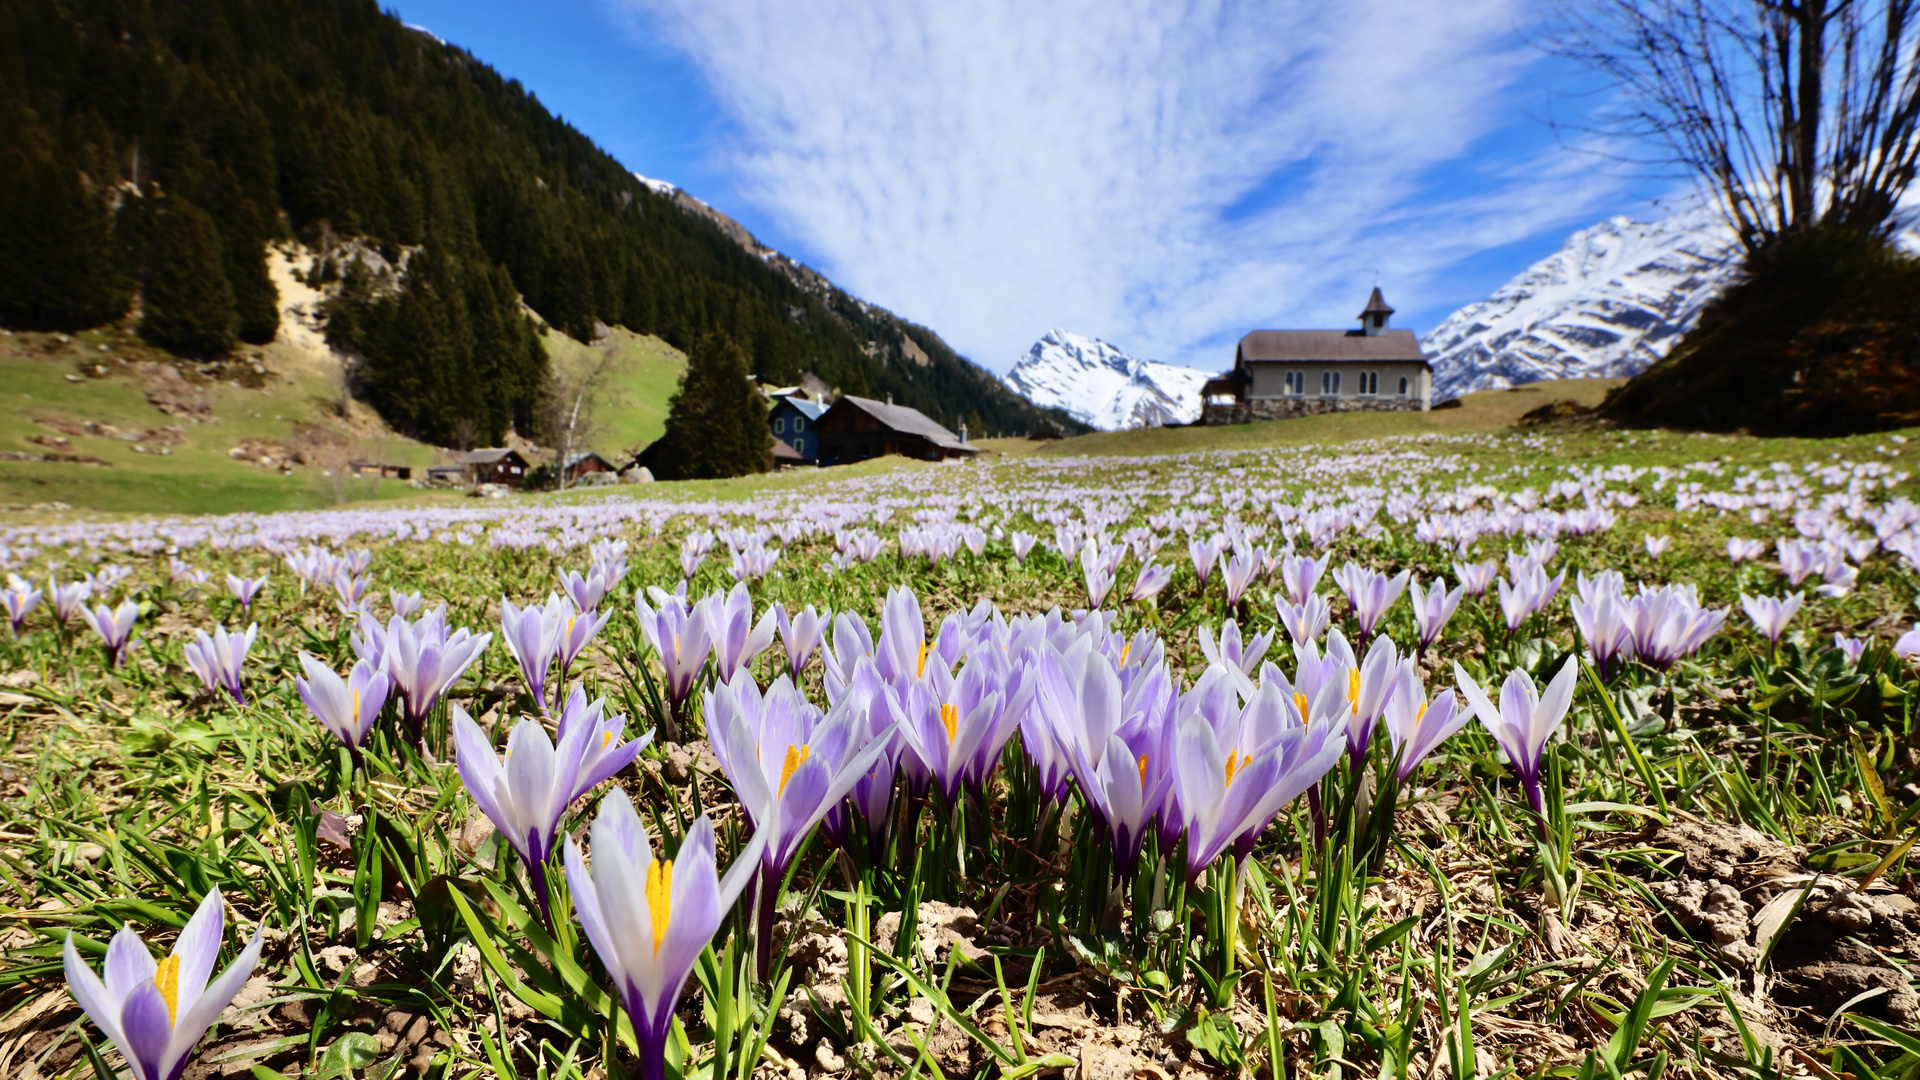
[1003, 330, 1214, 430]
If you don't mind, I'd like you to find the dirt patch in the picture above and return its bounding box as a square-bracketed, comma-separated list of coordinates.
[1649, 819, 1920, 1025]
[133, 361, 211, 418]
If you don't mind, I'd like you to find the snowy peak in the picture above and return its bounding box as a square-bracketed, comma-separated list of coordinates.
[1004, 330, 1214, 430]
[1422, 206, 1741, 399]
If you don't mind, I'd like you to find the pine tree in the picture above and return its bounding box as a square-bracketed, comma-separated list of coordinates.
[0, 150, 131, 331]
[652, 332, 773, 480]
[138, 194, 238, 356]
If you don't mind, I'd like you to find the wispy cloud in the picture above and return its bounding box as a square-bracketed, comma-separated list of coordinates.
[608, 0, 1637, 371]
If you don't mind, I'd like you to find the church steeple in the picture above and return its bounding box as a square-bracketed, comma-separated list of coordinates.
[1358, 287, 1394, 336]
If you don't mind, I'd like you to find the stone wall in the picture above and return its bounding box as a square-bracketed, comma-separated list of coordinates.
[1201, 396, 1423, 425]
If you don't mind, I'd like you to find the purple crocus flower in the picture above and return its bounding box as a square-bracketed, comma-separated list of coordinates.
[1275, 593, 1331, 644]
[1277, 552, 1328, 605]
[1628, 585, 1726, 670]
[892, 657, 1008, 805]
[82, 600, 139, 667]
[1081, 539, 1125, 609]
[555, 688, 654, 804]
[1452, 560, 1500, 597]
[297, 653, 391, 759]
[389, 590, 425, 618]
[1741, 591, 1805, 649]
[679, 531, 715, 580]
[1033, 641, 1170, 877]
[182, 624, 257, 705]
[1010, 531, 1038, 563]
[1129, 560, 1173, 603]
[1727, 538, 1765, 562]
[1198, 618, 1273, 677]
[633, 588, 712, 740]
[773, 603, 830, 679]
[559, 567, 613, 613]
[1571, 591, 1633, 678]
[1407, 577, 1465, 653]
[1381, 669, 1469, 781]
[696, 583, 776, 681]
[453, 699, 648, 930]
[225, 574, 267, 616]
[3, 574, 42, 636]
[49, 577, 92, 625]
[563, 795, 765, 1080]
[387, 616, 491, 738]
[1643, 534, 1672, 558]
[1342, 634, 1407, 767]
[1496, 565, 1565, 632]
[705, 670, 890, 971]
[63, 887, 264, 1080]
[822, 659, 906, 856]
[1332, 564, 1411, 639]
[1218, 547, 1260, 609]
[1172, 686, 1342, 882]
[1453, 657, 1578, 815]
[501, 596, 565, 709]
[1834, 633, 1870, 665]
[555, 601, 613, 692]
[1189, 535, 1226, 588]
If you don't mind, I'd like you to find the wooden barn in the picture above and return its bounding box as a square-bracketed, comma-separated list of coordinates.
[460, 448, 530, 486]
[814, 395, 977, 466]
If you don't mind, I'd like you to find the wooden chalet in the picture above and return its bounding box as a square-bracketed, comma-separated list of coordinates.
[815, 395, 977, 466]
[461, 448, 530, 486]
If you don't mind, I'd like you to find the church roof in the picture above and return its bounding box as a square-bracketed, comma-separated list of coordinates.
[1236, 328, 1428, 365]
[1360, 287, 1395, 317]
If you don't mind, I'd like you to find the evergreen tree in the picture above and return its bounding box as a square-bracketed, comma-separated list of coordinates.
[138, 194, 238, 356]
[0, 150, 131, 331]
[652, 332, 773, 480]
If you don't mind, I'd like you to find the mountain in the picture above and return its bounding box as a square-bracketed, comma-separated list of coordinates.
[0, 0, 1078, 445]
[1003, 330, 1214, 430]
[1421, 207, 1741, 400]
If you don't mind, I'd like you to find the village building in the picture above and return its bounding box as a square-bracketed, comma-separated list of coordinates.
[1201, 288, 1432, 424]
[562, 451, 616, 485]
[460, 448, 530, 486]
[768, 392, 827, 463]
[814, 394, 978, 465]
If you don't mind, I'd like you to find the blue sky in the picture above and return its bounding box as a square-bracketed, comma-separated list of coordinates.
[391, 0, 1669, 373]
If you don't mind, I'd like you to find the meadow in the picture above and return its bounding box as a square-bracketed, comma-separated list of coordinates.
[2, 417, 1920, 1080]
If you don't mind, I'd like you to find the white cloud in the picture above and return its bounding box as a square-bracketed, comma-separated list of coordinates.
[609, 0, 1635, 371]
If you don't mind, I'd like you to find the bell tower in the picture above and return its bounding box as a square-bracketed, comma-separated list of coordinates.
[1358, 287, 1394, 336]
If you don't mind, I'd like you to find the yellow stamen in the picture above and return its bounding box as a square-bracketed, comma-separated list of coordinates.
[155, 953, 181, 1027]
[1413, 701, 1427, 727]
[645, 858, 673, 954]
[778, 744, 811, 795]
[1137, 753, 1149, 787]
[1223, 750, 1242, 788]
[351, 689, 360, 718]
[917, 642, 930, 678]
[1294, 692, 1308, 719]
[1347, 668, 1361, 712]
[1120, 642, 1132, 667]
[940, 703, 959, 744]
[602, 731, 614, 749]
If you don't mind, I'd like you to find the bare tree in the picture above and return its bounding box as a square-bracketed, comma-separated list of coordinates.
[544, 342, 630, 491]
[1546, 0, 1920, 254]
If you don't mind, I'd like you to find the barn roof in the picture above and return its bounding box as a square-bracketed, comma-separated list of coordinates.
[462, 448, 525, 464]
[774, 396, 828, 421]
[1236, 329, 1428, 365]
[833, 396, 977, 453]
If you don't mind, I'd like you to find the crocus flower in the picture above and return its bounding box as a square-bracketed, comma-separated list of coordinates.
[555, 688, 654, 805]
[1453, 657, 1578, 815]
[1198, 618, 1274, 677]
[891, 655, 1009, 805]
[453, 701, 647, 930]
[297, 653, 391, 758]
[1342, 634, 1407, 767]
[633, 588, 712, 739]
[1741, 591, 1804, 649]
[1189, 535, 1226, 587]
[1218, 547, 1260, 608]
[1407, 577, 1465, 653]
[1727, 538, 1766, 562]
[225, 574, 267, 616]
[555, 600, 613, 691]
[562, 794, 765, 1080]
[501, 596, 565, 709]
[49, 577, 92, 624]
[82, 600, 139, 667]
[1033, 640, 1171, 877]
[1173, 685, 1343, 882]
[559, 567, 613, 613]
[1332, 564, 1411, 639]
[773, 603, 830, 679]
[1010, 532, 1038, 563]
[1380, 669, 1469, 781]
[390, 590, 425, 617]
[63, 887, 264, 1080]
[1626, 585, 1726, 670]
[1275, 593, 1331, 644]
[1452, 560, 1500, 597]
[697, 583, 776, 680]
[1277, 552, 1328, 605]
[1896, 627, 1920, 660]
[679, 531, 714, 580]
[387, 616, 491, 737]
[1643, 534, 1672, 558]
[182, 624, 257, 705]
[1834, 633, 1870, 665]
[3, 573, 41, 635]
[1571, 591, 1632, 678]
[1496, 565, 1565, 632]
[1129, 561, 1173, 603]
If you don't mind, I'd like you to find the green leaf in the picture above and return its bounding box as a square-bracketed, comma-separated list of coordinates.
[314, 1032, 380, 1079]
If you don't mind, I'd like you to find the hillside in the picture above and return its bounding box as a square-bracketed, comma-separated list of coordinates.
[0, 0, 1079, 446]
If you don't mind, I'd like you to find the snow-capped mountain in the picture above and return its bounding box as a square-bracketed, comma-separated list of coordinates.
[1004, 330, 1214, 430]
[1422, 206, 1741, 400]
